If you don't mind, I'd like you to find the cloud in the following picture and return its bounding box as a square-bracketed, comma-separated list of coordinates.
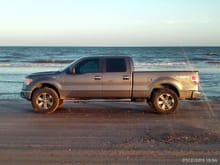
[163, 19, 181, 25]
[162, 17, 211, 25]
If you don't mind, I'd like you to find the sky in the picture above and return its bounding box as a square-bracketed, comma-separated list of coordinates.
[0, 0, 219, 46]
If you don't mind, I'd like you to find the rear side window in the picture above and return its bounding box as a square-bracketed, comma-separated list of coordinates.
[106, 58, 127, 72]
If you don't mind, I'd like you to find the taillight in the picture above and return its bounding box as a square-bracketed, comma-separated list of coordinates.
[192, 75, 199, 84]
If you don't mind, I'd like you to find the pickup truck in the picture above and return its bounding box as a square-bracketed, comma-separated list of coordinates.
[21, 56, 201, 114]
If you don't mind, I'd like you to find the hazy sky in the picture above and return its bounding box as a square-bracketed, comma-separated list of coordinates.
[0, 0, 219, 46]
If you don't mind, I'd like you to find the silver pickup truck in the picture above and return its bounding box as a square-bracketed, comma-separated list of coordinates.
[21, 56, 201, 114]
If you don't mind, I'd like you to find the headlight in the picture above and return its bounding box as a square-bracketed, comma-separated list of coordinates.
[24, 78, 33, 86]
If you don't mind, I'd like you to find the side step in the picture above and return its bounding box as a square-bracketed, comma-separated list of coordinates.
[65, 99, 132, 102]
[65, 98, 147, 103]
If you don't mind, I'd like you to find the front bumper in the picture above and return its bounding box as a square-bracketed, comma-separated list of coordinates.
[20, 90, 32, 100]
[192, 91, 202, 100]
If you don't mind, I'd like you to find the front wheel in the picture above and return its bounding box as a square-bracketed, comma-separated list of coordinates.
[150, 88, 178, 114]
[32, 88, 59, 113]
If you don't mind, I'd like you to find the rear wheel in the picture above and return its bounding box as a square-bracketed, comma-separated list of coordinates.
[150, 88, 178, 114]
[32, 88, 59, 113]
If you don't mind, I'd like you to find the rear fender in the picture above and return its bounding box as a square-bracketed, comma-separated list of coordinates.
[149, 77, 182, 96]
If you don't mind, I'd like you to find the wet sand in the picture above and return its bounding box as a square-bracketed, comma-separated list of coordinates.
[0, 100, 219, 164]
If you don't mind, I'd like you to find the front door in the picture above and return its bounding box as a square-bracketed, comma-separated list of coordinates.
[63, 58, 102, 99]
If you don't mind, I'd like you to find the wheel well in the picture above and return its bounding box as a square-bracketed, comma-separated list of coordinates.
[150, 84, 180, 99]
[31, 84, 60, 99]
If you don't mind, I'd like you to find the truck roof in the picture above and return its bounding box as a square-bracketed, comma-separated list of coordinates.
[80, 55, 132, 59]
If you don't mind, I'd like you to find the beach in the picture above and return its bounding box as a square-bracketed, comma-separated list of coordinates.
[0, 99, 219, 164]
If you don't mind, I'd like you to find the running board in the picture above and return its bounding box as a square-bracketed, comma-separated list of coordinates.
[64, 98, 147, 103]
[65, 99, 132, 102]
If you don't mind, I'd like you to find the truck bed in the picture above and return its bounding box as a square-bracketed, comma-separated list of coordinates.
[132, 71, 199, 99]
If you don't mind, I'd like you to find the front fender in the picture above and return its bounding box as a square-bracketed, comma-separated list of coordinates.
[29, 77, 62, 97]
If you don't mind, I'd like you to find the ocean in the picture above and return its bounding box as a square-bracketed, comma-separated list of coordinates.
[0, 47, 220, 100]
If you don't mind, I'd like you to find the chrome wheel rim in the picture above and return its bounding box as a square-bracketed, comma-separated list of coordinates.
[157, 93, 174, 111]
[36, 93, 54, 110]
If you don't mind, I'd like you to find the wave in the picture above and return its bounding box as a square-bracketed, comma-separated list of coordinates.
[0, 93, 22, 100]
[191, 57, 211, 61]
[1, 59, 73, 63]
[0, 92, 20, 95]
[0, 63, 65, 68]
[31, 59, 73, 64]
[0, 59, 11, 62]
[0, 81, 23, 84]
[134, 61, 188, 67]
[206, 52, 218, 56]
[207, 61, 220, 65]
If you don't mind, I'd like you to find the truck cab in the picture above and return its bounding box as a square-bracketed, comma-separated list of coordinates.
[62, 56, 133, 99]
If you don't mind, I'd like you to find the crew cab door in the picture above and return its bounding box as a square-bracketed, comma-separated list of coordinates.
[63, 58, 102, 98]
[101, 58, 132, 98]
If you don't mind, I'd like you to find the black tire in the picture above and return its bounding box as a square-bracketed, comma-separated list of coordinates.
[58, 99, 64, 108]
[32, 88, 59, 114]
[151, 88, 178, 114]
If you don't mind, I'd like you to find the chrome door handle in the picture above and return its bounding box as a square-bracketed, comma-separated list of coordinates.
[123, 75, 130, 80]
[94, 76, 102, 80]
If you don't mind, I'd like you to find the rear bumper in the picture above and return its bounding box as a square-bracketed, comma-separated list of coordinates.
[191, 91, 202, 100]
[180, 90, 202, 100]
[20, 90, 32, 100]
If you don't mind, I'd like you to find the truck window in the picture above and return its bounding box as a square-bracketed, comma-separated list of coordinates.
[75, 59, 100, 74]
[106, 58, 127, 72]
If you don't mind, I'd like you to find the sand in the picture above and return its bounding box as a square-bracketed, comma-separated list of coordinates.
[0, 99, 219, 164]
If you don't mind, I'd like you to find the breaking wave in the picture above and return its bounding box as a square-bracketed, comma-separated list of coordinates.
[135, 61, 188, 67]
[31, 59, 73, 64]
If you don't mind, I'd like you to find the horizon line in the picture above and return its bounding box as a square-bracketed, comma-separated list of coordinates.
[0, 45, 220, 47]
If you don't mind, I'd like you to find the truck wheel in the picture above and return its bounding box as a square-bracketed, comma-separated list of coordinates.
[32, 88, 59, 113]
[151, 88, 178, 114]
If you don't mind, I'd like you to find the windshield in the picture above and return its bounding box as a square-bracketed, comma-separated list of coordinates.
[61, 60, 76, 72]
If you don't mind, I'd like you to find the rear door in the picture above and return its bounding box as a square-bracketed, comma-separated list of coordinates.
[101, 58, 132, 98]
